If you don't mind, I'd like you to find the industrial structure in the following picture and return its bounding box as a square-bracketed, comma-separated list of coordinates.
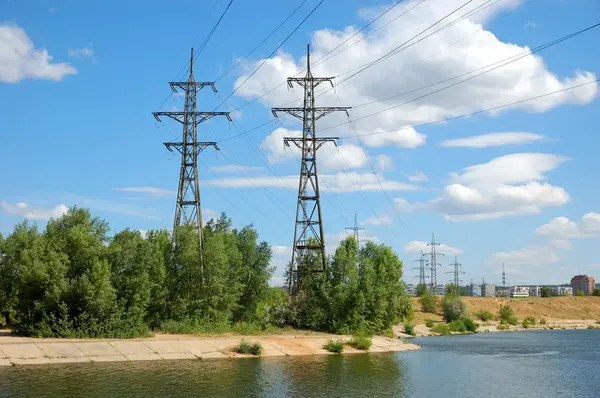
[446, 255, 464, 288]
[412, 250, 429, 286]
[425, 233, 444, 293]
[152, 48, 232, 269]
[345, 213, 365, 246]
[271, 44, 350, 294]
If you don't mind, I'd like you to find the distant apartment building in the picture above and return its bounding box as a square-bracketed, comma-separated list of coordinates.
[495, 286, 509, 297]
[510, 286, 530, 298]
[552, 286, 573, 296]
[481, 284, 496, 297]
[571, 275, 595, 295]
[528, 286, 541, 297]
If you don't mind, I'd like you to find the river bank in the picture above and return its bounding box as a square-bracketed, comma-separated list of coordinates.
[0, 331, 420, 366]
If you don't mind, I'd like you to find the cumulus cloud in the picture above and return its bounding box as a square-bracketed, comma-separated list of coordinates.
[407, 170, 428, 182]
[440, 132, 545, 148]
[0, 201, 68, 220]
[0, 23, 77, 83]
[233, 0, 597, 141]
[491, 245, 559, 265]
[113, 187, 176, 198]
[361, 214, 393, 226]
[67, 46, 94, 58]
[404, 240, 463, 256]
[208, 164, 264, 173]
[375, 154, 394, 171]
[272, 245, 292, 257]
[535, 212, 600, 249]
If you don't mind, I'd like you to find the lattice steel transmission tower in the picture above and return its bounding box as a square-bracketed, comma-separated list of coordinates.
[412, 250, 429, 286]
[502, 262, 506, 287]
[426, 233, 444, 293]
[272, 44, 350, 294]
[345, 213, 365, 246]
[152, 48, 232, 260]
[446, 255, 464, 288]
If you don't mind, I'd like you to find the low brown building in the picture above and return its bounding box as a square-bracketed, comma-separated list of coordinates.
[571, 275, 595, 296]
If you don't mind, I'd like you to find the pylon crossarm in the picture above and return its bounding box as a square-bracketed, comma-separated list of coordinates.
[272, 107, 351, 120]
[153, 111, 232, 125]
[163, 142, 219, 155]
[168, 82, 217, 92]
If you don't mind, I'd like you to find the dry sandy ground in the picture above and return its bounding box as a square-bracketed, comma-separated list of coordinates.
[395, 296, 600, 337]
[0, 331, 420, 366]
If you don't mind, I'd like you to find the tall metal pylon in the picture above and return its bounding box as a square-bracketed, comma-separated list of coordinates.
[412, 250, 429, 286]
[446, 255, 464, 289]
[272, 44, 350, 294]
[502, 262, 506, 287]
[345, 213, 365, 246]
[425, 233, 444, 293]
[152, 48, 232, 262]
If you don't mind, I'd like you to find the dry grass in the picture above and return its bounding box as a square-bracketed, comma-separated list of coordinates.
[410, 296, 600, 321]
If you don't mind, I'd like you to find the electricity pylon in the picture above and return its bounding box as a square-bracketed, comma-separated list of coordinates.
[425, 233, 444, 293]
[152, 48, 231, 264]
[345, 213, 365, 246]
[271, 44, 350, 294]
[412, 250, 430, 285]
[446, 255, 464, 288]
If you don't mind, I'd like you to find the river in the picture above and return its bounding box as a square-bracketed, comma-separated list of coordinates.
[1, 329, 598, 397]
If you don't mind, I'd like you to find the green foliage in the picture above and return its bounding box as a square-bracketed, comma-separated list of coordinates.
[425, 319, 434, 328]
[474, 310, 494, 322]
[235, 339, 263, 355]
[522, 319, 531, 329]
[290, 238, 411, 335]
[415, 283, 428, 297]
[430, 323, 450, 335]
[448, 319, 466, 333]
[593, 288, 600, 297]
[540, 286, 554, 298]
[575, 290, 585, 297]
[524, 316, 536, 325]
[403, 323, 416, 336]
[420, 293, 437, 313]
[348, 335, 372, 350]
[587, 325, 596, 329]
[324, 339, 345, 353]
[445, 284, 459, 297]
[462, 317, 478, 332]
[459, 287, 467, 296]
[497, 324, 509, 330]
[442, 295, 466, 322]
[382, 328, 395, 338]
[498, 305, 515, 323]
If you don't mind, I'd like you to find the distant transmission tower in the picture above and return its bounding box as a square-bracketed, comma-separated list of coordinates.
[412, 250, 429, 285]
[152, 48, 232, 262]
[502, 262, 506, 287]
[446, 255, 464, 288]
[345, 213, 365, 246]
[426, 233, 444, 293]
[272, 44, 350, 294]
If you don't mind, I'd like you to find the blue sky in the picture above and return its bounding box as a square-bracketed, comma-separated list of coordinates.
[1, 0, 599, 286]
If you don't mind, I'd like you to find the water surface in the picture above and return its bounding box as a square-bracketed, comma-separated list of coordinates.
[1, 330, 598, 397]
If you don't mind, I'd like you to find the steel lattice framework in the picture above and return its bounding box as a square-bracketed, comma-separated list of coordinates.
[426, 233, 444, 293]
[446, 255, 464, 289]
[345, 213, 365, 246]
[412, 250, 430, 286]
[271, 44, 350, 294]
[152, 48, 231, 261]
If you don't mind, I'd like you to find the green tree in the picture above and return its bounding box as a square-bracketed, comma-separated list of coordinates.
[420, 292, 437, 313]
[445, 283, 458, 297]
[415, 283, 428, 297]
[593, 288, 600, 297]
[442, 294, 466, 322]
[540, 286, 553, 297]
[574, 290, 585, 297]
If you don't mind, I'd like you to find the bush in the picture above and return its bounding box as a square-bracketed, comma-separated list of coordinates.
[539, 317, 547, 325]
[235, 339, 263, 355]
[442, 295, 466, 322]
[498, 305, 518, 325]
[474, 310, 494, 322]
[462, 317, 478, 332]
[593, 288, 600, 297]
[522, 319, 531, 329]
[382, 328, 395, 338]
[404, 323, 416, 336]
[497, 324, 509, 330]
[348, 335, 372, 350]
[420, 293, 438, 313]
[587, 325, 596, 329]
[430, 323, 450, 335]
[425, 319, 434, 328]
[324, 339, 345, 353]
[524, 316, 536, 325]
[575, 290, 585, 297]
[448, 319, 466, 333]
[415, 283, 428, 297]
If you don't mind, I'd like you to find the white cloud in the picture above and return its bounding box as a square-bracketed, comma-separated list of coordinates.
[208, 164, 264, 173]
[113, 187, 175, 198]
[535, 212, 600, 249]
[0, 23, 77, 83]
[203, 208, 218, 220]
[67, 46, 94, 58]
[440, 132, 545, 148]
[361, 127, 426, 148]
[491, 245, 559, 265]
[0, 201, 68, 220]
[407, 170, 428, 182]
[525, 21, 537, 29]
[393, 197, 423, 213]
[430, 153, 570, 221]
[375, 154, 393, 171]
[361, 214, 392, 226]
[233, 0, 597, 140]
[404, 240, 463, 256]
[272, 245, 292, 257]
[206, 171, 422, 193]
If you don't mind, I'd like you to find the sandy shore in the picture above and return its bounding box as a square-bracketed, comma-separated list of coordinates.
[0, 331, 420, 366]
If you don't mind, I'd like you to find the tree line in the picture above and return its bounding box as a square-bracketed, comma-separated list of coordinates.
[0, 207, 411, 337]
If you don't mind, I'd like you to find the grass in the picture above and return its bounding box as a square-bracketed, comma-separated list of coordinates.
[347, 335, 373, 350]
[425, 319, 434, 328]
[324, 339, 345, 354]
[430, 323, 451, 335]
[404, 323, 416, 337]
[382, 328, 395, 338]
[474, 310, 494, 322]
[235, 339, 263, 356]
[159, 319, 283, 336]
[448, 319, 467, 333]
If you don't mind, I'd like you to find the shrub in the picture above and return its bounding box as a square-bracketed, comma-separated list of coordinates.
[415, 283, 428, 297]
[497, 324, 509, 330]
[382, 328, 395, 338]
[448, 319, 467, 333]
[235, 339, 263, 355]
[420, 293, 438, 313]
[524, 316, 536, 325]
[474, 310, 494, 322]
[442, 295, 466, 322]
[430, 323, 450, 335]
[498, 305, 518, 325]
[348, 335, 373, 350]
[593, 288, 600, 297]
[587, 325, 596, 329]
[324, 339, 345, 354]
[539, 317, 547, 325]
[404, 323, 416, 337]
[462, 317, 478, 332]
[522, 319, 531, 329]
[425, 319, 434, 328]
[575, 290, 585, 297]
